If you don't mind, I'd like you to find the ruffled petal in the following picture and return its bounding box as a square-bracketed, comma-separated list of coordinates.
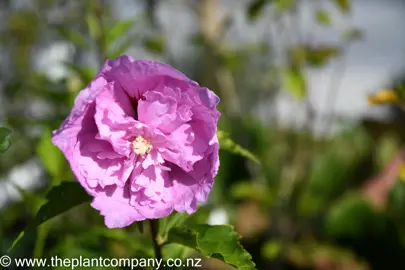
[73, 133, 134, 190]
[100, 56, 191, 100]
[91, 184, 146, 228]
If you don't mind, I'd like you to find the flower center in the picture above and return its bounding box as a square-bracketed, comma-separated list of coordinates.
[132, 136, 152, 156]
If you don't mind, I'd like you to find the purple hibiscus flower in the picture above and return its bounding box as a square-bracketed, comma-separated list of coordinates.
[52, 55, 220, 228]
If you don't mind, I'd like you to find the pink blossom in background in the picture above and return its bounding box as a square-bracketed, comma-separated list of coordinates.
[52, 55, 220, 228]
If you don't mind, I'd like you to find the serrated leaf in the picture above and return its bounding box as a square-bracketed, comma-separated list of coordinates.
[8, 182, 92, 252]
[55, 26, 90, 49]
[217, 130, 260, 164]
[106, 19, 136, 48]
[282, 68, 307, 99]
[315, 9, 331, 26]
[0, 127, 12, 153]
[37, 128, 65, 178]
[168, 225, 256, 270]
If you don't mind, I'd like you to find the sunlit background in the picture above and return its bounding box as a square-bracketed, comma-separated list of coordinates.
[2, 0, 405, 269]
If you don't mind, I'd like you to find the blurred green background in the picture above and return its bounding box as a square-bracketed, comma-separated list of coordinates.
[2, 0, 405, 269]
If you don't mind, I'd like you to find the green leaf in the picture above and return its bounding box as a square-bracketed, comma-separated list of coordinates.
[325, 193, 375, 238]
[143, 35, 166, 55]
[107, 36, 137, 59]
[106, 19, 136, 49]
[334, 0, 350, 13]
[55, 25, 90, 49]
[8, 182, 92, 252]
[217, 130, 260, 164]
[0, 127, 12, 153]
[168, 225, 256, 270]
[86, 13, 102, 40]
[305, 46, 341, 67]
[36, 128, 65, 179]
[159, 212, 190, 237]
[315, 9, 332, 26]
[247, 0, 268, 21]
[282, 68, 307, 99]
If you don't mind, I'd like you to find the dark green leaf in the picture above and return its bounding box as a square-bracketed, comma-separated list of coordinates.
[247, 0, 268, 21]
[136, 221, 144, 234]
[55, 25, 90, 49]
[325, 193, 375, 238]
[106, 20, 136, 48]
[168, 225, 256, 270]
[217, 130, 260, 164]
[0, 127, 12, 153]
[8, 182, 92, 252]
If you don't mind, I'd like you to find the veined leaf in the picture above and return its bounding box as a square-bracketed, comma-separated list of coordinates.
[168, 225, 256, 270]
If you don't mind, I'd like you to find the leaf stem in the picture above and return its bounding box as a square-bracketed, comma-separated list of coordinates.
[149, 219, 163, 261]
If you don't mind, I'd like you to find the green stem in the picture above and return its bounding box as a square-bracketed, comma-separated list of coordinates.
[149, 219, 163, 261]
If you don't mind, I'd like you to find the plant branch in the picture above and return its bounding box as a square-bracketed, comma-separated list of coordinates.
[149, 219, 163, 261]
